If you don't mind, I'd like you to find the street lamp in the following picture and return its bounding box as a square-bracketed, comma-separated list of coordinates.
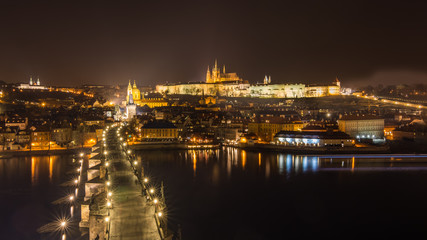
[79, 153, 84, 157]
[158, 212, 162, 217]
[144, 178, 148, 183]
[153, 198, 158, 204]
[149, 188, 154, 194]
[133, 161, 137, 165]
[106, 181, 111, 186]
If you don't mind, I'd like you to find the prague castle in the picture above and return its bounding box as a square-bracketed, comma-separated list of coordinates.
[206, 60, 244, 83]
[156, 60, 341, 98]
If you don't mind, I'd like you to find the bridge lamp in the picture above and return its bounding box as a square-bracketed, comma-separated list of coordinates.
[107, 201, 112, 208]
[106, 181, 111, 186]
[158, 212, 162, 217]
[153, 198, 158, 204]
[108, 191, 112, 197]
[69, 195, 74, 201]
[74, 179, 78, 184]
[127, 150, 131, 154]
[144, 178, 148, 183]
[79, 153, 84, 157]
[150, 188, 155, 194]
[104, 151, 108, 155]
[105, 217, 110, 222]
[133, 161, 137, 165]
[105, 162, 109, 167]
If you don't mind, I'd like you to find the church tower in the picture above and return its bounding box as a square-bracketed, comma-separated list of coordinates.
[126, 80, 132, 103]
[36, 77, 40, 86]
[206, 66, 212, 83]
[212, 59, 219, 83]
[132, 80, 141, 100]
[334, 77, 341, 88]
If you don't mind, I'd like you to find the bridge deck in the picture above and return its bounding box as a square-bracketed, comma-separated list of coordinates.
[106, 133, 160, 240]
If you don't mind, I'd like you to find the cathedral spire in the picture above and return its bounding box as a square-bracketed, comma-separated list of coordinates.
[206, 66, 211, 83]
[133, 80, 137, 88]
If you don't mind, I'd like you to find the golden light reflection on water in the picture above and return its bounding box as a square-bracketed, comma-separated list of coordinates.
[241, 150, 246, 169]
[49, 156, 53, 181]
[352, 157, 355, 172]
[28, 156, 60, 185]
[258, 153, 261, 167]
[192, 150, 197, 176]
[31, 157, 36, 185]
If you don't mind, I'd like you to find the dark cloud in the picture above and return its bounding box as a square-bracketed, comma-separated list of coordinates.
[1, 0, 427, 87]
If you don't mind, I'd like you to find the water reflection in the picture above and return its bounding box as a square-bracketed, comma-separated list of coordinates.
[0, 155, 63, 188]
[171, 148, 427, 180]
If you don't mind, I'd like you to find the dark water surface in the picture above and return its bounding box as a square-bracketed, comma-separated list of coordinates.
[2, 150, 427, 239]
[0, 155, 79, 240]
[137, 149, 427, 240]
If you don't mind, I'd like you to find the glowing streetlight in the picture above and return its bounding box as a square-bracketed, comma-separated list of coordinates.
[127, 150, 131, 154]
[69, 196, 74, 201]
[133, 161, 137, 165]
[153, 198, 158, 204]
[74, 179, 78, 184]
[158, 212, 162, 217]
[79, 153, 84, 157]
[107, 201, 112, 208]
[105, 217, 110, 222]
[108, 191, 112, 197]
[105, 162, 109, 167]
[149, 188, 154, 194]
[106, 181, 111, 186]
[60, 221, 66, 227]
[144, 178, 148, 183]
[120, 137, 123, 141]
[104, 151, 108, 155]
[123, 143, 127, 146]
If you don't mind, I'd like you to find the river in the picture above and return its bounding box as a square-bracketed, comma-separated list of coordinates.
[2, 149, 427, 239]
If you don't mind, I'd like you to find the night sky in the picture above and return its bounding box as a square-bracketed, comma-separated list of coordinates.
[1, 0, 427, 87]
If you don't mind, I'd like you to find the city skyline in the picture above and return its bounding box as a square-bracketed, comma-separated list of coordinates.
[1, 0, 427, 87]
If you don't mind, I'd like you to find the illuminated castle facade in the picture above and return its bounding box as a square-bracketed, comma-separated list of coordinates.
[206, 60, 243, 83]
[17, 76, 46, 90]
[155, 60, 341, 98]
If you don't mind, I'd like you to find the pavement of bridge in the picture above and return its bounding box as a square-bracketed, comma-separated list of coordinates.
[106, 138, 160, 240]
